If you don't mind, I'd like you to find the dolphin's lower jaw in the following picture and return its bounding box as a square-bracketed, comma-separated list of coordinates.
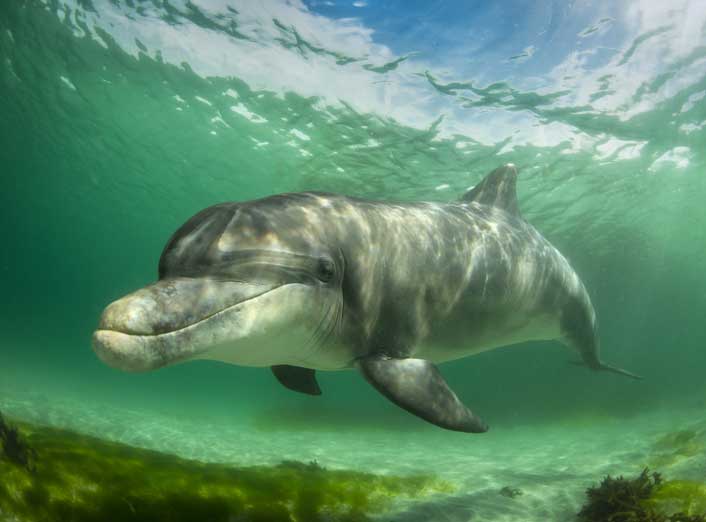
[93, 330, 172, 372]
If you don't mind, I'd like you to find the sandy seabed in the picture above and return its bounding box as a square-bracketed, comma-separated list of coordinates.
[1, 384, 704, 522]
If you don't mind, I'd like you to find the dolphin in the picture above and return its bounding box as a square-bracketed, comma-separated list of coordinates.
[93, 164, 638, 433]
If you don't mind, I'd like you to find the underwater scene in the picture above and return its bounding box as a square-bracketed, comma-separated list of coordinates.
[1, 0, 706, 520]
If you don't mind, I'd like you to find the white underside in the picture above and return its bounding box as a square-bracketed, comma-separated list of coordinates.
[195, 284, 353, 370]
[415, 313, 562, 364]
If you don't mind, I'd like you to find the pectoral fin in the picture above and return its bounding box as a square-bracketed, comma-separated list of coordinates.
[356, 355, 488, 433]
[271, 365, 322, 396]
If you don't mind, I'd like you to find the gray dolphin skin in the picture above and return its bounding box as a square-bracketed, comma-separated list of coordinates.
[93, 164, 639, 433]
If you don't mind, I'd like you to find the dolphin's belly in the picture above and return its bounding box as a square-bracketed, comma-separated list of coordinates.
[201, 325, 353, 370]
[414, 309, 561, 364]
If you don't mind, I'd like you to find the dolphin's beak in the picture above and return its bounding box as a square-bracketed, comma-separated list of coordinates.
[92, 278, 278, 372]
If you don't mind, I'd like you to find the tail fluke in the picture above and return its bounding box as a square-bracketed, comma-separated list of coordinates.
[598, 362, 643, 380]
[570, 360, 643, 380]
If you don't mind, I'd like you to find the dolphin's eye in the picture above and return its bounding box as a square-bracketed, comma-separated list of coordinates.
[316, 258, 335, 282]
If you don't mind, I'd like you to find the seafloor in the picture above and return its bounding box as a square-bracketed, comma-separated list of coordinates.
[1, 382, 705, 522]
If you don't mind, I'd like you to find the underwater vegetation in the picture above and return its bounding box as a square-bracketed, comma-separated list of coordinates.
[0, 412, 35, 472]
[649, 429, 706, 468]
[0, 412, 450, 522]
[651, 482, 706, 520]
[578, 468, 706, 522]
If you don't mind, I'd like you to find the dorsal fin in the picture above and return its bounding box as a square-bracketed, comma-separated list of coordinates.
[460, 164, 520, 216]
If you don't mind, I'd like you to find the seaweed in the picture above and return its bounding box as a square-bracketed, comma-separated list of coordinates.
[578, 468, 662, 521]
[578, 468, 706, 522]
[0, 411, 36, 472]
[0, 418, 451, 522]
[280, 458, 325, 472]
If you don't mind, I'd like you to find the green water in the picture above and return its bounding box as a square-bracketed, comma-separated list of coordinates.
[1, 1, 705, 520]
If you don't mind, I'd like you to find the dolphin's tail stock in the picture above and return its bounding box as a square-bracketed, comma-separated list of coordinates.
[561, 294, 642, 380]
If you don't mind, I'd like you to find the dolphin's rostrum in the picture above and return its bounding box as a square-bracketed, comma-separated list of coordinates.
[93, 164, 639, 433]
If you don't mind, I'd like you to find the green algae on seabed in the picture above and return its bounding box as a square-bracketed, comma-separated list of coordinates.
[0, 417, 452, 522]
[649, 429, 706, 468]
[651, 481, 706, 519]
[578, 468, 706, 522]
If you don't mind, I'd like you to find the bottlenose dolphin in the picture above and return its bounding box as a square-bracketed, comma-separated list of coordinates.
[93, 164, 638, 433]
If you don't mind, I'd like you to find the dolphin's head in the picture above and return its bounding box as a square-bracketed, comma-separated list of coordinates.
[92, 197, 345, 372]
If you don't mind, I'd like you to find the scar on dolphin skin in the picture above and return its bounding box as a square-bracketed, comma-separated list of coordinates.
[93, 164, 640, 433]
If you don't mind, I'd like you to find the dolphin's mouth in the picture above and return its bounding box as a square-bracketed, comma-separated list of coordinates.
[92, 278, 281, 372]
